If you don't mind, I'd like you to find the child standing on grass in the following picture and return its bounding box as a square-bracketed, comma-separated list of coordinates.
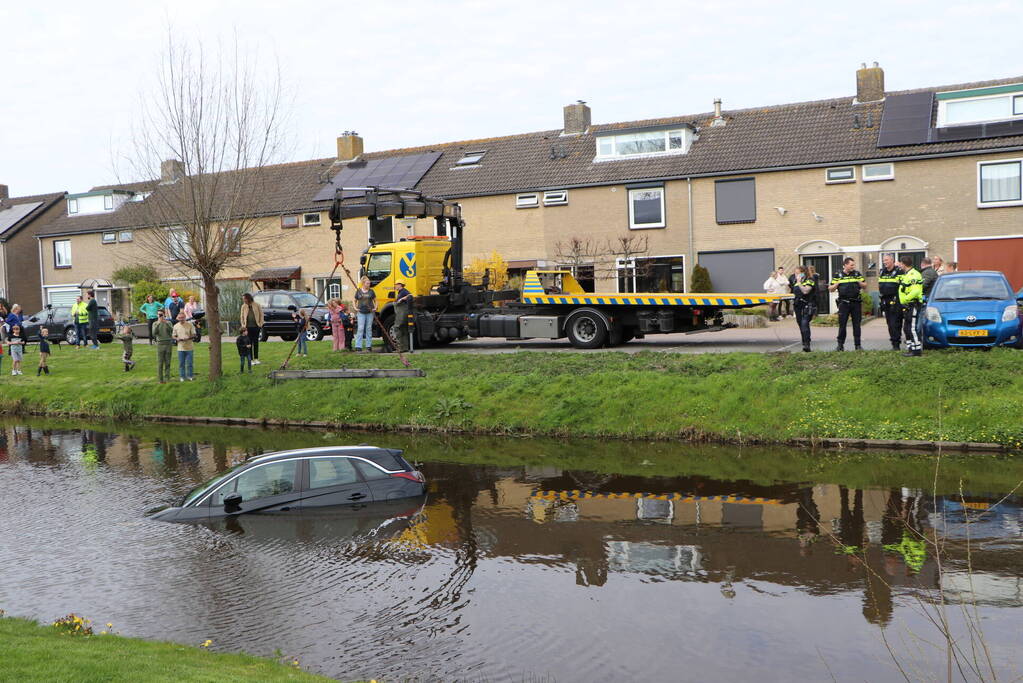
[236, 328, 252, 373]
[8, 325, 24, 375]
[117, 317, 136, 372]
[37, 327, 51, 376]
[292, 307, 309, 356]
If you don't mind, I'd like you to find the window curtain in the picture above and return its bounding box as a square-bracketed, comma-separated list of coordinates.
[981, 162, 1021, 202]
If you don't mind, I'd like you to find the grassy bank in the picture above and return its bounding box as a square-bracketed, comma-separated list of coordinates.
[2, 341, 1022, 447]
[0, 615, 330, 682]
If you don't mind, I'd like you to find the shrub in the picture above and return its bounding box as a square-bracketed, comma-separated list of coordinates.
[217, 280, 251, 324]
[130, 281, 169, 312]
[111, 264, 159, 285]
[861, 289, 875, 317]
[691, 264, 713, 293]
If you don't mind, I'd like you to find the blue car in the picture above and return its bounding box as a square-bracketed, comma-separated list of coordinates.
[923, 271, 1023, 349]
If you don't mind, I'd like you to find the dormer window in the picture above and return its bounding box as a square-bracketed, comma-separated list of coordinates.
[65, 190, 131, 216]
[454, 151, 486, 167]
[937, 84, 1023, 127]
[595, 127, 691, 161]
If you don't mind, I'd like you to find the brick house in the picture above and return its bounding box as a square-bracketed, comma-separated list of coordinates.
[0, 186, 65, 313]
[33, 64, 1023, 316]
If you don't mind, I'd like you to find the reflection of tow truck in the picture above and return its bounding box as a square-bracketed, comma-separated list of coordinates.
[328, 187, 790, 349]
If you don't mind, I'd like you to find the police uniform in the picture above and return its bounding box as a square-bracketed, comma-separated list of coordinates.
[899, 266, 924, 356]
[877, 263, 904, 350]
[792, 272, 818, 352]
[830, 268, 865, 350]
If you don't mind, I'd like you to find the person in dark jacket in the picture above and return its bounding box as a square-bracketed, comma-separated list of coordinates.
[877, 253, 904, 350]
[919, 258, 938, 298]
[828, 257, 866, 351]
[236, 329, 252, 373]
[85, 290, 100, 349]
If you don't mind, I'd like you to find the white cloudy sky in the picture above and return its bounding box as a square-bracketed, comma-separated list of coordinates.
[1, 0, 1021, 196]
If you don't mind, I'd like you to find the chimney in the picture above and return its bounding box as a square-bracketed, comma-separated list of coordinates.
[0, 184, 8, 201]
[563, 100, 591, 135]
[711, 98, 726, 127]
[856, 62, 885, 103]
[337, 131, 364, 161]
[160, 159, 185, 184]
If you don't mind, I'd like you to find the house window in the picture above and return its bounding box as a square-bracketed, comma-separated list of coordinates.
[168, 228, 189, 260]
[628, 187, 665, 229]
[455, 151, 486, 166]
[516, 193, 539, 209]
[281, 215, 299, 228]
[978, 160, 1023, 206]
[67, 199, 78, 215]
[302, 212, 321, 226]
[53, 240, 72, 268]
[102, 232, 116, 244]
[118, 230, 133, 242]
[617, 255, 685, 293]
[103, 194, 114, 210]
[938, 84, 1023, 127]
[825, 167, 856, 184]
[862, 163, 895, 181]
[596, 128, 689, 160]
[543, 190, 568, 206]
[222, 226, 241, 255]
[315, 277, 343, 301]
[714, 178, 756, 224]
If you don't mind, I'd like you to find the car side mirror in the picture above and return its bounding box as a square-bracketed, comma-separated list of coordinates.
[223, 493, 243, 512]
[388, 291, 396, 299]
[287, 305, 296, 311]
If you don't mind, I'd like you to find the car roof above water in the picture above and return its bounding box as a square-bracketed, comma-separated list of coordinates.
[247, 446, 407, 470]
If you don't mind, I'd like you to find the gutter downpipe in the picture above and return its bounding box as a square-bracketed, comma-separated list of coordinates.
[36, 236, 45, 308]
[687, 177, 694, 292]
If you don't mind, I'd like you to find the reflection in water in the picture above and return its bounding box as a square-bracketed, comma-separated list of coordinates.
[1, 419, 1022, 681]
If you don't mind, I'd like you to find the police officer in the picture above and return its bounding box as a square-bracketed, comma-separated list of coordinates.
[877, 253, 904, 350]
[898, 255, 924, 357]
[828, 257, 866, 351]
[391, 281, 414, 353]
[791, 265, 817, 352]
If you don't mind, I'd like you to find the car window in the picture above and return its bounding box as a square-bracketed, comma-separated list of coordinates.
[291, 292, 320, 308]
[55, 307, 70, 318]
[353, 460, 390, 481]
[211, 460, 298, 504]
[308, 457, 361, 489]
[932, 277, 1012, 301]
[254, 293, 271, 307]
[271, 294, 294, 308]
[365, 253, 392, 285]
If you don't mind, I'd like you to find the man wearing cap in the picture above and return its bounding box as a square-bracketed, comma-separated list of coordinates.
[391, 282, 414, 353]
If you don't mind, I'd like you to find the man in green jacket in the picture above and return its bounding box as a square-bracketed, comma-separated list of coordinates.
[139, 295, 162, 345]
[152, 309, 175, 383]
[899, 255, 924, 357]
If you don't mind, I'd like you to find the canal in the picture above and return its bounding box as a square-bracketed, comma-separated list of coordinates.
[1, 418, 1022, 681]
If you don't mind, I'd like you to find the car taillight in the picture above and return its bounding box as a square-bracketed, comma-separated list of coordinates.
[391, 471, 424, 483]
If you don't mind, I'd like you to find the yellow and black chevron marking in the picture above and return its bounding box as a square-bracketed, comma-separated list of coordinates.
[531, 490, 783, 506]
[522, 271, 790, 308]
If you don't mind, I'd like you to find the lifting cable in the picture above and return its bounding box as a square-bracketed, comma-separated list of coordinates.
[278, 224, 413, 371]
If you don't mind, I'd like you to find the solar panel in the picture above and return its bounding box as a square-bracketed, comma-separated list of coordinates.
[876, 92, 934, 147]
[312, 151, 441, 202]
[0, 201, 42, 236]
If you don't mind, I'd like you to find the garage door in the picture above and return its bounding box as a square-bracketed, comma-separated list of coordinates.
[47, 288, 80, 307]
[957, 237, 1023, 290]
[697, 249, 776, 294]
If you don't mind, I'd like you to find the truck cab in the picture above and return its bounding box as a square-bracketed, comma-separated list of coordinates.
[362, 237, 451, 311]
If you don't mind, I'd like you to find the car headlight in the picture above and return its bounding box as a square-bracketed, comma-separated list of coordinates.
[1002, 305, 1018, 322]
[925, 306, 942, 323]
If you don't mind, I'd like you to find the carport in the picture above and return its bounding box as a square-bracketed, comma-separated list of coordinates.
[251, 265, 301, 291]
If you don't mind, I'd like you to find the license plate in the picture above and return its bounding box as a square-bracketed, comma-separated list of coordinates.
[956, 329, 987, 337]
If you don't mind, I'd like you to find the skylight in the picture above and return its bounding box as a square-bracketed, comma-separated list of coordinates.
[455, 151, 487, 166]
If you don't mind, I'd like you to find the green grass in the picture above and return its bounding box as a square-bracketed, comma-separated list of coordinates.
[2, 340, 1023, 448]
[0, 616, 330, 682]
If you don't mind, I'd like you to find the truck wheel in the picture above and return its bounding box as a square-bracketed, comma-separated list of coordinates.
[305, 321, 324, 342]
[566, 310, 608, 349]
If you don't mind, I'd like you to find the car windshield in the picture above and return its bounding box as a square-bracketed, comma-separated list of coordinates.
[931, 276, 1012, 301]
[291, 293, 320, 308]
[180, 462, 249, 506]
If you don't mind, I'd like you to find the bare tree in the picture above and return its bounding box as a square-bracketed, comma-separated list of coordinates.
[606, 234, 649, 291]
[123, 33, 288, 380]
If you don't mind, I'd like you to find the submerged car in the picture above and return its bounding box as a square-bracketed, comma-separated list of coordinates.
[923, 271, 1023, 349]
[150, 446, 425, 522]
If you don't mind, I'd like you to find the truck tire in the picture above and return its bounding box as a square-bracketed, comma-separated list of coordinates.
[305, 321, 324, 342]
[566, 309, 609, 349]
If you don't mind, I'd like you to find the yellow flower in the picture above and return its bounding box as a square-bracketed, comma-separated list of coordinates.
[201, 639, 213, 648]
[106, 623, 113, 628]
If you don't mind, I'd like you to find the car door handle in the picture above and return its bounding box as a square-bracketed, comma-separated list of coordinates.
[348, 493, 367, 500]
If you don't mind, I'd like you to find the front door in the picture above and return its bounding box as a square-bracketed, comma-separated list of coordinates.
[300, 457, 373, 510]
[209, 459, 303, 516]
[801, 254, 844, 313]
